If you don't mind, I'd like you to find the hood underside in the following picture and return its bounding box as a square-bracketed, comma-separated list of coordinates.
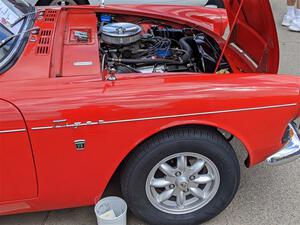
[222, 0, 279, 73]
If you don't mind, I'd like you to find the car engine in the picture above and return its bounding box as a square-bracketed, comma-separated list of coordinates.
[98, 15, 229, 75]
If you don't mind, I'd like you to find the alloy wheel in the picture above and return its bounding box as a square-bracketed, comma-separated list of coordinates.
[145, 152, 220, 214]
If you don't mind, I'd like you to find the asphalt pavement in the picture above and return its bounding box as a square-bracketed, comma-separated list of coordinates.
[0, 0, 299, 225]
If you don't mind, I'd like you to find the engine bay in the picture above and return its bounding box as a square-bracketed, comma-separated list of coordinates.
[98, 14, 230, 77]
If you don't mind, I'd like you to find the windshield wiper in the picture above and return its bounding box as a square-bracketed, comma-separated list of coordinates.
[10, 9, 45, 28]
[0, 27, 40, 49]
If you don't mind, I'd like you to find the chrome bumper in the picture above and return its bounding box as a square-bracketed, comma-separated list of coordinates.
[266, 124, 300, 166]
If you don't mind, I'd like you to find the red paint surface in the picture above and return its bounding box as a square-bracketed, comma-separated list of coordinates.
[0, 1, 298, 215]
[0, 101, 37, 202]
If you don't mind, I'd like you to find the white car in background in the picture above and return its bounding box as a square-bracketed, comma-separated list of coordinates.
[26, 0, 224, 8]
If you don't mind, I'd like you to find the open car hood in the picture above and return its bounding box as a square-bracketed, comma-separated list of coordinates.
[222, 0, 279, 73]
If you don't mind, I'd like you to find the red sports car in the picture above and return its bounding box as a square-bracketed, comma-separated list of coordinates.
[0, 0, 299, 225]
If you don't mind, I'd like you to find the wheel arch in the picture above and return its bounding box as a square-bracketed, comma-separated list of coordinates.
[126, 121, 251, 167]
[102, 121, 250, 197]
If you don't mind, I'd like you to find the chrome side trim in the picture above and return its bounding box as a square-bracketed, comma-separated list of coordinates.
[102, 103, 297, 125]
[0, 128, 26, 134]
[31, 126, 54, 131]
[266, 123, 300, 165]
[30, 103, 297, 131]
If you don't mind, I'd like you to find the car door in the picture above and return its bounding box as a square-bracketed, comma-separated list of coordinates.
[0, 100, 37, 203]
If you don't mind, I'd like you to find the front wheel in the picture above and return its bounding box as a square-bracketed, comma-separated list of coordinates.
[121, 127, 240, 225]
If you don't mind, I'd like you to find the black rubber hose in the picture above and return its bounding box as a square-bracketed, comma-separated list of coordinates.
[179, 36, 194, 62]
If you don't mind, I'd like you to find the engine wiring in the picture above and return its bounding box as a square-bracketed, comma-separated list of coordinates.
[98, 15, 230, 76]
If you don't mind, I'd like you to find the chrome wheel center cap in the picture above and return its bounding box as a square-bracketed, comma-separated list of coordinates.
[176, 176, 188, 191]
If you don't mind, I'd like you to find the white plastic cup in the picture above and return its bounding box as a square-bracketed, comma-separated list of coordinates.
[95, 196, 127, 225]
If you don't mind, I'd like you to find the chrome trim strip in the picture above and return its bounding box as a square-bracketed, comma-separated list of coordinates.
[31, 126, 53, 131]
[0, 128, 26, 134]
[30, 103, 297, 131]
[102, 103, 297, 124]
[230, 43, 258, 68]
[73, 61, 93, 66]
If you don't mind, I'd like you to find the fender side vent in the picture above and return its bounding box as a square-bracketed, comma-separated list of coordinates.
[44, 10, 58, 22]
[36, 45, 49, 55]
[36, 29, 52, 55]
[40, 29, 52, 36]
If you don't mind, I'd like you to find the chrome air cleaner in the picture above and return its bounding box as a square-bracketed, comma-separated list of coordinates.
[101, 22, 142, 45]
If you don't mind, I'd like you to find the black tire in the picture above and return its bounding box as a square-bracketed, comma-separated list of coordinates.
[206, 0, 225, 8]
[121, 127, 240, 225]
[36, 0, 89, 6]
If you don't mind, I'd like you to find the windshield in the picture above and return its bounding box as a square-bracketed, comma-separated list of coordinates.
[0, 0, 31, 71]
